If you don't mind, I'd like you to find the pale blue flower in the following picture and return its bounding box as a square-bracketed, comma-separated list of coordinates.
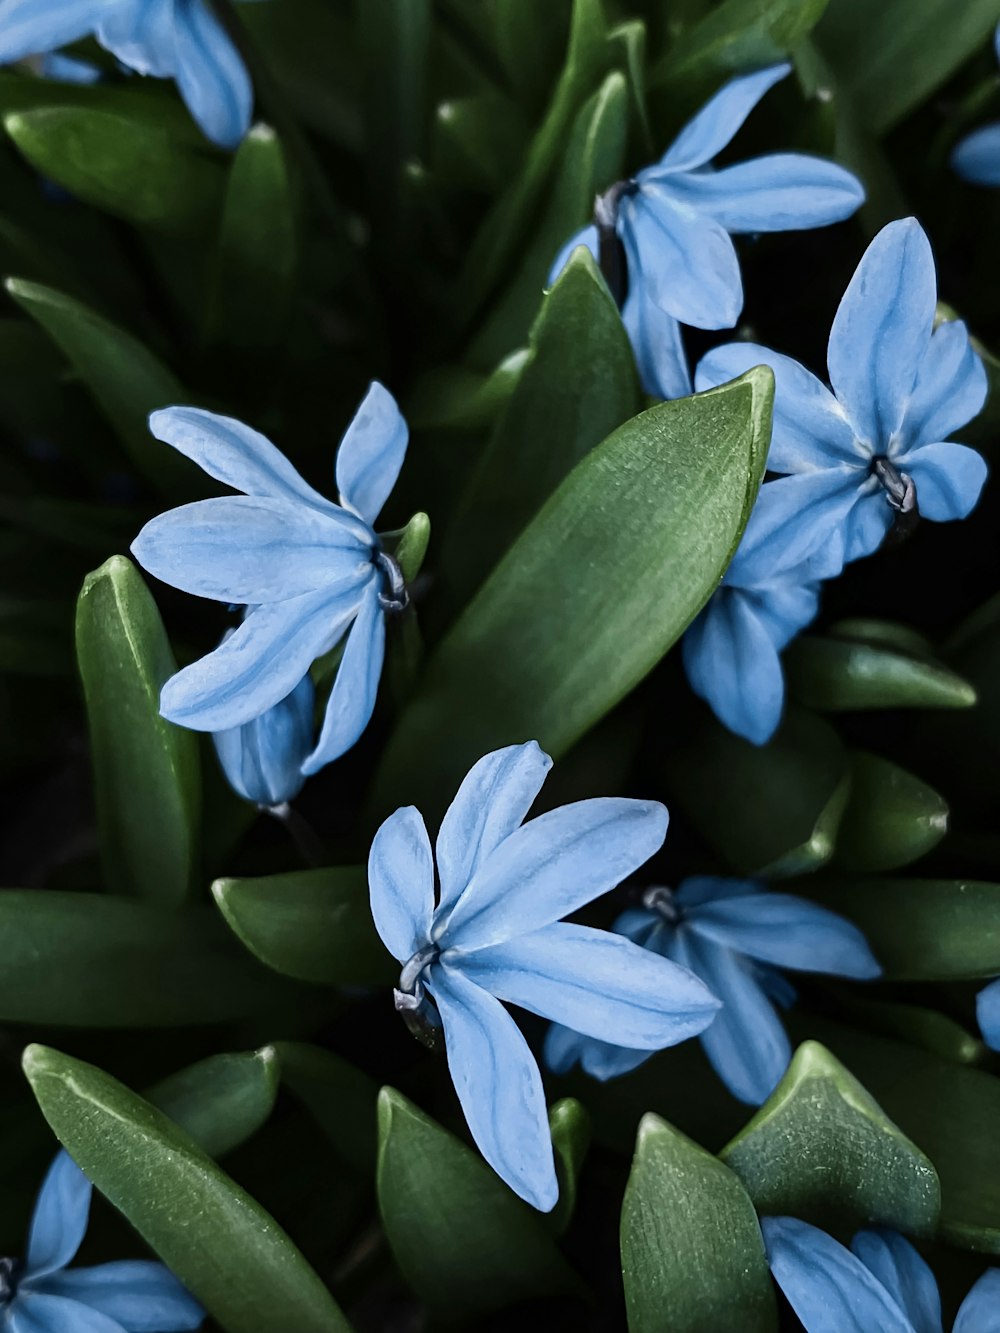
[212, 651, 313, 807]
[951, 26, 1000, 187]
[132, 382, 410, 776]
[41, 50, 101, 82]
[0, 1150, 203, 1331]
[368, 741, 720, 1209]
[0, 0, 252, 148]
[546, 877, 879, 1106]
[549, 63, 864, 398]
[976, 976, 1000, 1052]
[696, 219, 989, 579]
[763, 1216, 1000, 1332]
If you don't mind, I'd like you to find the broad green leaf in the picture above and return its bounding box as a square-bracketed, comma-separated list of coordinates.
[76, 556, 199, 905]
[24, 1046, 351, 1333]
[721, 1041, 940, 1238]
[212, 867, 394, 986]
[376, 1087, 580, 1320]
[149, 1049, 280, 1159]
[7, 280, 192, 490]
[622, 1114, 776, 1333]
[374, 368, 772, 818]
[548, 1098, 591, 1236]
[273, 1042, 379, 1170]
[665, 708, 851, 877]
[833, 751, 948, 872]
[407, 349, 529, 431]
[445, 248, 640, 605]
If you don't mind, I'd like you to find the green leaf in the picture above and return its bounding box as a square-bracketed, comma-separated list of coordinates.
[273, 1042, 379, 1170]
[491, 0, 572, 112]
[24, 1045, 351, 1333]
[664, 708, 851, 877]
[212, 866, 394, 986]
[548, 1098, 591, 1236]
[394, 511, 432, 584]
[720, 1041, 940, 1238]
[376, 1087, 580, 1321]
[833, 751, 949, 872]
[373, 367, 772, 819]
[834, 999, 985, 1066]
[621, 1114, 777, 1333]
[149, 1048, 280, 1158]
[445, 248, 640, 606]
[407, 350, 529, 432]
[431, 92, 529, 193]
[4, 106, 225, 233]
[76, 556, 199, 905]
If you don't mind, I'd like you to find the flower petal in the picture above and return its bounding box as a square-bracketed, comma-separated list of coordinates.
[652, 63, 790, 175]
[762, 1216, 915, 1333]
[171, 0, 252, 149]
[9, 1293, 125, 1333]
[621, 230, 693, 399]
[435, 798, 668, 951]
[335, 382, 409, 526]
[901, 320, 988, 448]
[368, 805, 435, 964]
[954, 1267, 1000, 1332]
[435, 742, 553, 921]
[662, 154, 864, 233]
[0, 0, 102, 63]
[428, 962, 557, 1211]
[25, 1152, 91, 1280]
[95, 0, 175, 77]
[543, 1023, 653, 1081]
[38, 1262, 204, 1332]
[827, 218, 937, 449]
[458, 922, 719, 1049]
[951, 122, 1000, 187]
[850, 1230, 943, 1333]
[301, 584, 385, 774]
[976, 978, 1000, 1053]
[212, 670, 313, 806]
[900, 441, 988, 522]
[695, 342, 861, 472]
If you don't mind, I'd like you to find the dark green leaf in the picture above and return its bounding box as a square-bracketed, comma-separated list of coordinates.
[395, 511, 432, 584]
[548, 1098, 591, 1236]
[833, 999, 984, 1066]
[273, 1042, 379, 1170]
[431, 92, 529, 193]
[833, 750, 948, 872]
[149, 1048, 280, 1158]
[407, 350, 529, 431]
[491, 0, 572, 112]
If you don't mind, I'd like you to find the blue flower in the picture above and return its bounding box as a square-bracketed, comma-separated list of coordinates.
[763, 1216, 1000, 1332]
[951, 26, 1000, 187]
[0, 0, 252, 148]
[696, 219, 989, 579]
[132, 382, 411, 776]
[212, 650, 314, 807]
[367, 741, 720, 1209]
[41, 50, 101, 83]
[0, 1150, 203, 1331]
[550, 62, 864, 399]
[976, 976, 1000, 1052]
[545, 877, 879, 1105]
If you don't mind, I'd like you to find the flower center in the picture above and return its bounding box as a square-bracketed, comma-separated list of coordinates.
[642, 885, 681, 924]
[593, 179, 638, 310]
[395, 945, 442, 1051]
[374, 549, 409, 614]
[870, 456, 917, 514]
[0, 1257, 21, 1307]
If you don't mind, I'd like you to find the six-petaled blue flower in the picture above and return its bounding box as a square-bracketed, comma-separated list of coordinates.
[132, 382, 411, 776]
[545, 876, 879, 1105]
[763, 1216, 1000, 1332]
[0, 0, 252, 148]
[0, 1150, 203, 1332]
[368, 741, 721, 1209]
[550, 62, 865, 399]
[951, 26, 1000, 187]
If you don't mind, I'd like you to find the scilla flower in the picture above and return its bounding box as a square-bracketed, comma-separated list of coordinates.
[951, 26, 1000, 187]
[546, 877, 879, 1105]
[976, 977, 1000, 1052]
[696, 219, 989, 579]
[763, 1216, 1000, 1332]
[550, 62, 864, 399]
[0, 1150, 203, 1331]
[211, 651, 314, 808]
[132, 382, 411, 776]
[0, 0, 252, 148]
[368, 741, 720, 1210]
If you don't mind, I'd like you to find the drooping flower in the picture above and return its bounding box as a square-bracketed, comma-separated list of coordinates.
[0, 0, 252, 148]
[0, 1150, 203, 1332]
[976, 976, 1000, 1052]
[212, 650, 314, 808]
[549, 62, 864, 399]
[951, 26, 1000, 187]
[763, 1215, 1000, 1332]
[132, 382, 411, 777]
[546, 877, 879, 1105]
[696, 219, 989, 579]
[367, 741, 720, 1209]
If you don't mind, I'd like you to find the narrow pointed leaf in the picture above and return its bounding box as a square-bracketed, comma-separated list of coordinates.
[833, 751, 948, 872]
[548, 1098, 591, 1236]
[148, 1048, 281, 1159]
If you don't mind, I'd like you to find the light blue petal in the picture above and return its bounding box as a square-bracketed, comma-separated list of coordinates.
[301, 584, 385, 773]
[951, 123, 1000, 186]
[686, 891, 881, 979]
[543, 1023, 653, 1081]
[212, 670, 313, 806]
[749, 578, 822, 652]
[335, 382, 409, 527]
[160, 578, 370, 730]
[954, 1268, 1000, 1332]
[762, 1216, 915, 1333]
[622, 186, 743, 329]
[651, 63, 791, 175]
[675, 877, 760, 909]
[827, 218, 937, 449]
[850, 1230, 942, 1333]
[434, 742, 553, 921]
[38, 1261, 204, 1332]
[368, 805, 435, 964]
[26, 1151, 91, 1280]
[42, 51, 102, 82]
[435, 798, 668, 951]
[8, 1293, 125, 1333]
[620, 227, 692, 399]
[695, 342, 861, 473]
[456, 922, 719, 1049]
[901, 320, 988, 448]
[429, 962, 557, 1211]
[546, 225, 598, 287]
[661, 154, 864, 233]
[171, 0, 252, 148]
[131, 496, 372, 604]
[977, 978, 1000, 1052]
[668, 928, 790, 1105]
[898, 441, 988, 522]
[96, 0, 175, 77]
[0, 0, 102, 63]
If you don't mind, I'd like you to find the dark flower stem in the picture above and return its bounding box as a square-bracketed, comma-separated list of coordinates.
[265, 802, 327, 867]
